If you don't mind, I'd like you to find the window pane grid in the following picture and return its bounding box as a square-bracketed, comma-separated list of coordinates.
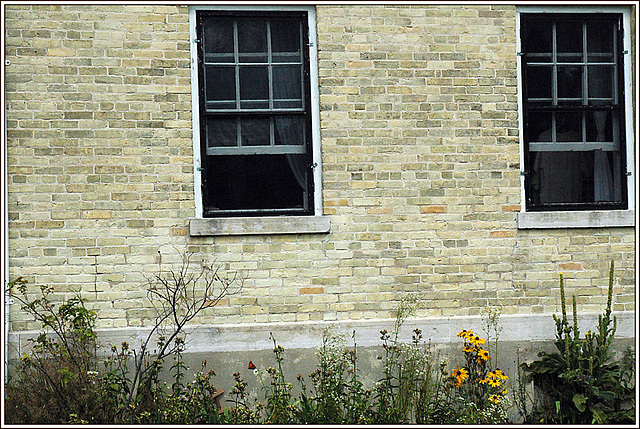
[201, 15, 308, 154]
[206, 115, 307, 155]
[521, 13, 626, 210]
[525, 18, 620, 150]
[203, 18, 304, 114]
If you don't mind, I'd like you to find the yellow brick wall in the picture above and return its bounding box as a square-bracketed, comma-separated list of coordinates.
[5, 5, 635, 332]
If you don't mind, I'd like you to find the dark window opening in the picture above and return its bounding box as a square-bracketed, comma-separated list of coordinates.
[520, 13, 627, 211]
[196, 11, 314, 217]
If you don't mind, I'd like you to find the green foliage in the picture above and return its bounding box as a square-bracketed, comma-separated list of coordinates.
[296, 330, 373, 424]
[373, 293, 437, 423]
[4, 278, 110, 424]
[158, 360, 228, 424]
[5, 251, 243, 424]
[257, 334, 298, 424]
[520, 260, 636, 424]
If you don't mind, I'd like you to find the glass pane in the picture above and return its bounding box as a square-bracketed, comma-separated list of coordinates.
[557, 21, 583, 63]
[557, 66, 583, 100]
[275, 116, 305, 145]
[273, 65, 302, 100]
[206, 118, 237, 147]
[271, 18, 302, 63]
[203, 17, 234, 63]
[529, 151, 596, 205]
[586, 111, 614, 143]
[525, 66, 552, 99]
[526, 111, 552, 142]
[239, 66, 269, 109]
[588, 66, 613, 100]
[587, 21, 614, 63]
[203, 154, 306, 211]
[556, 112, 582, 142]
[238, 19, 267, 63]
[240, 118, 270, 146]
[524, 20, 553, 56]
[205, 66, 236, 105]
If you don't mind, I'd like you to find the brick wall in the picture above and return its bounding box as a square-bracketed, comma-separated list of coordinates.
[4, 5, 635, 334]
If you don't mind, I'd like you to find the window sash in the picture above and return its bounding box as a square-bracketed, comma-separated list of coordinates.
[521, 13, 627, 211]
[201, 17, 306, 114]
[196, 10, 315, 217]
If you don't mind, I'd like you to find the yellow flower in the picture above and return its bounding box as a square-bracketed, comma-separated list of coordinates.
[488, 378, 502, 388]
[494, 368, 509, 380]
[477, 349, 490, 362]
[469, 335, 486, 347]
[451, 366, 469, 384]
[502, 389, 508, 395]
[463, 345, 475, 353]
[479, 377, 489, 384]
[457, 329, 473, 340]
[489, 394, 501, 404]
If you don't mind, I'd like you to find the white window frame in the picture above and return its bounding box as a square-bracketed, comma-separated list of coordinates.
[515, 5, 636, 229]
[188, 5, 328, 235]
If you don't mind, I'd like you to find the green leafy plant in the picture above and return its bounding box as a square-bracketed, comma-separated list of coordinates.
[5, 278, 109, 424]
[520, 260, 636, 424]
[158, 359, 228, 424]
[372, 293, 443, 424]
[422, 308, 510, 424]
[5, 250, 243, 424]
[254, 333, 298, 424]
[296, 330, 373, 424]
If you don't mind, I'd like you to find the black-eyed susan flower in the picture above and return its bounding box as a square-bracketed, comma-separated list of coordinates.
[463, 345, 475, 353]
[488, 378, 502, 388]
[494, 368, 509, 380]
[469, 335, 486, 347]
[457, 329, 473, 339]
[451, 366, 468, 384]
[477, 349, 490, 362]
[489, 394, 501, 404]
[479, 377, 489, 384]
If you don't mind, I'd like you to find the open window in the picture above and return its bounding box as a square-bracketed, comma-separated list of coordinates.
[193, 9, 317, 218]
[520, 13, 628, 211]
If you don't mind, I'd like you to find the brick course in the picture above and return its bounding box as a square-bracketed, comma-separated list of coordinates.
[5, 5, 635, 333]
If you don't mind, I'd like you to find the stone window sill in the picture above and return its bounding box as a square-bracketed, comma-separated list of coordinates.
[516, 209, 635, 229]
[189, 215, 331, 236]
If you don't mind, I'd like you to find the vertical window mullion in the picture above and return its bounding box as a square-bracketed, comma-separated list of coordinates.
[299, 20, 306, 109]
[233, 20, 241, 147]
[552, 22, 558, 107]
[582, 22, 588, 105]
[613, 21, 619, 106]
[551, 21, 557, 144]
[267, 20, 275, 147]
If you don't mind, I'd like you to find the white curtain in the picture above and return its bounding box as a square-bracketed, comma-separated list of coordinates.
[593, 111, 613, 202]
[272, 64, 307, 192]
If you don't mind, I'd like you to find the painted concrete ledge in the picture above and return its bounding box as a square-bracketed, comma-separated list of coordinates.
[189, 215, 331, 236]
[516, 209, 635, 229]
[7, 311, 635, 358]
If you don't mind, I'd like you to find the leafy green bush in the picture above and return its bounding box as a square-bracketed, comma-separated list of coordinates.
[296, 330, 374, 424]
[520, 260, 636, 424]
[5, 251, 243, 424]
[5, 278, 114, 424]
